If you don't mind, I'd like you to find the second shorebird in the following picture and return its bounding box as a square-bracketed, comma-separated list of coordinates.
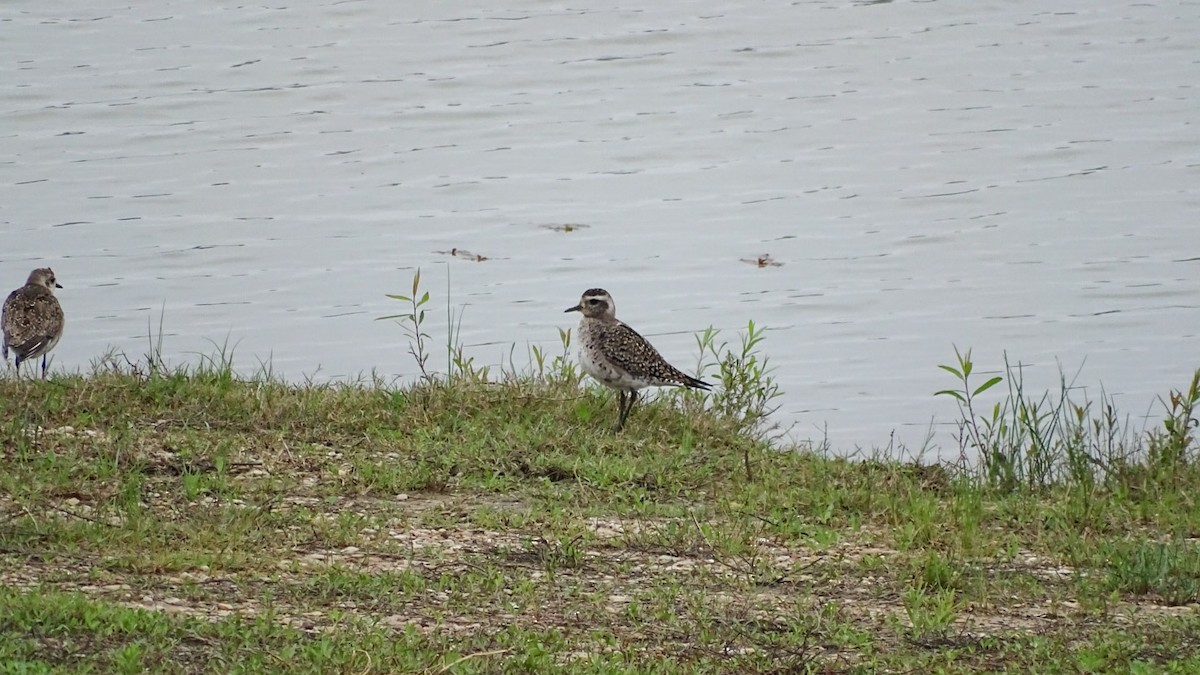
[565, 288, 712, 431]
[3, 267, 65, 379]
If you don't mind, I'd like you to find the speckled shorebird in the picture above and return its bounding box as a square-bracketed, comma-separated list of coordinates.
[565, 288, 712, 431]
[3, 268, 65, 378]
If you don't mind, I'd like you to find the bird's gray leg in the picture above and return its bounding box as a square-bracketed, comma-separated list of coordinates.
[614, 391, 628, 432]
[617, 390, 638, 431]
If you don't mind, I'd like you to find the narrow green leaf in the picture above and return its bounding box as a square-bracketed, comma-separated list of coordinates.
[972, 376, 1004, 397]
[934, 390, 966, 402]
[938, 365, 963, 379]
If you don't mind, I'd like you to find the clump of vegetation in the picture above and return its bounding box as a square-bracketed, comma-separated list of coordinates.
[936, 346, 1200, 492]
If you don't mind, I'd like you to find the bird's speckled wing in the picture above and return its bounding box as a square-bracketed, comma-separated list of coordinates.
[597, 320, 707, 388]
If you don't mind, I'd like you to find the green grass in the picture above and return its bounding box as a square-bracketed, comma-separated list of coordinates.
[2, 277, 1199, 672]
[2, 356, 1199, 673]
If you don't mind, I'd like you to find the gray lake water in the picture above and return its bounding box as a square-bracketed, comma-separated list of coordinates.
[3, 1, 1199, 458]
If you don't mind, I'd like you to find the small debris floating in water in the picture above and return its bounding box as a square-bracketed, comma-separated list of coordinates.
[435, 247, 489, 262]
[540, 223, 590, 233]
[740, 253, 782, 268]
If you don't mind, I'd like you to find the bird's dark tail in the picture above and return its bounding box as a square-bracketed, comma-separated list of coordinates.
[682, 374, 713, 391]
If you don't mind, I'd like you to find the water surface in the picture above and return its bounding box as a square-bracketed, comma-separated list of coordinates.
[3, 1, 1199, 456]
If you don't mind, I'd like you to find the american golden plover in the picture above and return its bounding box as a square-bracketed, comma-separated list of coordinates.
[3, 268, 65, 379]
[565, 288, 712, 431]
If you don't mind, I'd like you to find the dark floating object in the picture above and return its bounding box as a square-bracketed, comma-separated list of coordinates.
[435, 247, 489, 262]
[740, 254, 783, 268]
[540, 223, 590, 233]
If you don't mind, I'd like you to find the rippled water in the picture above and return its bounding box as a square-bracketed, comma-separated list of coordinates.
[3, 1, 1199, 457]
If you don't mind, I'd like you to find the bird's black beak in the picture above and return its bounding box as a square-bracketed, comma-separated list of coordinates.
[564, 304, 581, 313]
[55, 283, 63, 289]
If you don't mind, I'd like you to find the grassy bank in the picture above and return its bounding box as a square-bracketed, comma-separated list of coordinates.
[2, 333, 1200, 672]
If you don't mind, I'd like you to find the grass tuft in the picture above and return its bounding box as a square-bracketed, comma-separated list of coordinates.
[937, 346, 1200, 493]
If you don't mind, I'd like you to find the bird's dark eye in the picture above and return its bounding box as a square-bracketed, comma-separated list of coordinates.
[588, 299, 599, 305]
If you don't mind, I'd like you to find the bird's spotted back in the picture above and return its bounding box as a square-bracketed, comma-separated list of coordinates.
[581, 319, 696, 387]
